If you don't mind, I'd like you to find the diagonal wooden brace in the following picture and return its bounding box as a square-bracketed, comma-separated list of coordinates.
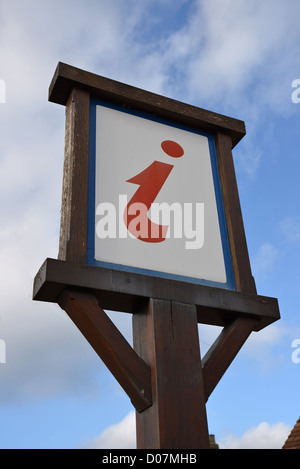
[201, 316, 257, 402]
[57, 289, 152, 412]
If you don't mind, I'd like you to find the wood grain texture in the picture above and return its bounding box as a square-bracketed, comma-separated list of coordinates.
[215, 132, 256, 294]
[58, 88, 90, 263]
[133, 299, 209, 449]
[49, 62, 245, 148]
[57, 289, 152, 412]
[33, 258, 280, 332]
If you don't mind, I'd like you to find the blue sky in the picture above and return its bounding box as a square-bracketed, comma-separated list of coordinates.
[0, 0, 300, 449]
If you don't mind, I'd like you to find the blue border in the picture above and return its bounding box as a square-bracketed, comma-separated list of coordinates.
[87, 99, 235, 291]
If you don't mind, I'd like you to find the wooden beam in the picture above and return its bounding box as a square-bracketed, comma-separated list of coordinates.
[215, 132, 256, 294]
[201, 316, 257, 401]
[133, 299, 209, 449]
[49, 62, 246, 148]
[58, 87, 90, 263]
[33, 258, 280, 332]
[57, 289, 152, 412]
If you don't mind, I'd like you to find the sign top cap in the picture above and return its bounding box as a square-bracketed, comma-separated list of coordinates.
[49, 62, 246, 148]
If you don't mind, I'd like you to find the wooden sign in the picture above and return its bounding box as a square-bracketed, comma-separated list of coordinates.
[33, 63, 280, 449]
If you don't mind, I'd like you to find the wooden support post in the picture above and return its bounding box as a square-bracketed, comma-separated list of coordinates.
[133, 298, 210, 449]
[215, 132, 256, 295]
[57, 289, 152, 412]
[58, 88, 90, 264]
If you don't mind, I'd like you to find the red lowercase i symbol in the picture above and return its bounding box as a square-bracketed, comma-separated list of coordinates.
[124, 140, 184, 242]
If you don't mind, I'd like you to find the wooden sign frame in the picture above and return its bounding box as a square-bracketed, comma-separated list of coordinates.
[33, 63, 280, 449]
[53, 62, 254, 293]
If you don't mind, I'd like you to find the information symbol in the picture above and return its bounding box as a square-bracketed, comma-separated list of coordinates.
[124, 140, 184, 242]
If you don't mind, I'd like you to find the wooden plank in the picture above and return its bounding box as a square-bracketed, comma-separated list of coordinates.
[49, 62, 246, 148]
[33, 258, 280, 332]
[215, 132, 256, 294]
[133, 299, 209, 449]
[57, 289, 152, 412]
[201, 316, 256, 401]
[58, 88, 90, 263]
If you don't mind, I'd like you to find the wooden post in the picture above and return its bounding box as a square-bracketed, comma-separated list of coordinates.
[133, 298, 210, 449]
[58, 87, 90, 264]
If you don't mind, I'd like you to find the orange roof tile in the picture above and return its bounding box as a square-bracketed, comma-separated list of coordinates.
[283, 417, 300, 449]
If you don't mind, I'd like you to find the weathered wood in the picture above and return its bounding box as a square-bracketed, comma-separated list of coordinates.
[215, 132, 256, 294]
[49, 62, 246, 148]
[58, 87, 90, 263]
[57, 289, 152, 412]
[133, 299, 209, 449]
[201, 316, 256, 401]
[33, 258, 280, 332]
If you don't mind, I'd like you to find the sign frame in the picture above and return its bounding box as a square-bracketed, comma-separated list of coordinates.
[33, 63, 280, 449]
[33, 61, 279, 330]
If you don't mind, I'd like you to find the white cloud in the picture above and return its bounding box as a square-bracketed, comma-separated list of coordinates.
[182, 0, 300, 112]
[252, 242, 278, 282]
[200, 321, 286, 373]
[198, 324, 222, 356]
[0, 202, 133, 402]
[0, 0, 299, 407]
[83, 411, 136, 449]
[241, 324, 284, 372]
[241, 321, 300, 373]
[247, 324, 282, 350]
[279, 217, 300, 243]
[81, 413, 291, 450]
[219, 421, 291, 449]
[234, 150, 262, 180]
[0, 0, 153, 405]
[144, 0, 300, 179]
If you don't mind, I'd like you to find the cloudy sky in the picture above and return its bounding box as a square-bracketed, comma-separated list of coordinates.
[1, 0, 300, 449]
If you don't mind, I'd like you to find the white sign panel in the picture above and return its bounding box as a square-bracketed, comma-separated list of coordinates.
[87, 101, 234, 289]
